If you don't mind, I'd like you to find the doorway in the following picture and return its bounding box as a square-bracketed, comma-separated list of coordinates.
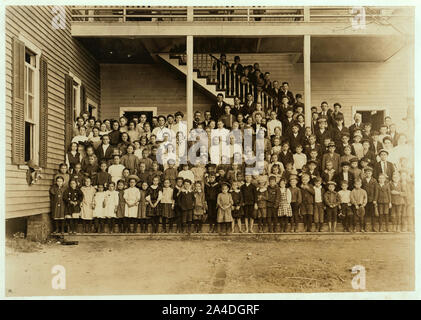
[358, 110, 385, 132]
[124, 111, 154, 124]
[119, 107, 157, 124]
[352, 106, 387, 132]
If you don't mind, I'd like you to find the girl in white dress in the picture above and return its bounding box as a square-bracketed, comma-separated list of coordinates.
[108, 154, 126, 185]
[80, 177, 96, 233]
[104, 181, 119, 233]
[124, 177, 141, 231]
[93, 184, 106, 233]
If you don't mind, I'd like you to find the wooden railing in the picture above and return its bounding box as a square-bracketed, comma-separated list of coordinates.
[171, 53, 275, 109]
[71, 6, 409, 23]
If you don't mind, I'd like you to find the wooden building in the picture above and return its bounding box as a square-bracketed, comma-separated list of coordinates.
[4, 6, 414, 239]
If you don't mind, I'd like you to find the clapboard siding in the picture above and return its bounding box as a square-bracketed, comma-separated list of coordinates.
[5, 6, 100, 219]
[100, 63, 214, 120]
[225, 52, 410, 127]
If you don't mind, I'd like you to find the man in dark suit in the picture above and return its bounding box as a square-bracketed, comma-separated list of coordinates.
[373, 149, 395, 181]
[287, 123, 304, 152]
[349, 112, 364, 137]
[230, 96, 244, 118]
[370, 131, 383, 156]
[270, 80, 282, 104]
[361, 166, 379, 232]
[279, 81, 295, 105]
[210, 93, 227, 121]
[201, 111, 213, 128]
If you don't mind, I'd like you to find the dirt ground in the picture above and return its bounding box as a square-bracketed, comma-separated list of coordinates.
[5, 234, 414, 297]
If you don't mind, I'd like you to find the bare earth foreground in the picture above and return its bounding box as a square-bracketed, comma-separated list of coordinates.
[6, 234, 414, 296]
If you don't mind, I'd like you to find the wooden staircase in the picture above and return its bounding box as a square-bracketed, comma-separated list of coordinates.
[157, 53, 236, 105]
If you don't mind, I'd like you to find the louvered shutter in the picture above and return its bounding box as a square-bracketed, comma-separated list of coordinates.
[39, 56, 48, 168]
[64, 74, 74, 154]
[12, 37, 25, 165]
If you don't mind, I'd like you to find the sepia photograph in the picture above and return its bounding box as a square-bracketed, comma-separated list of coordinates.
[1, 1, 418, 301]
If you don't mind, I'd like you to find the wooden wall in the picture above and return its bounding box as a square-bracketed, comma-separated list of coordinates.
[225, 51, 411, 128]
[5, 6, 100, 219]
[100, 63, 215, 120]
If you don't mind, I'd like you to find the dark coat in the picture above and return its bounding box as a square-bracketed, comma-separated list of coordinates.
[240, 182, 257, 205]
[362, 177, 379, 203]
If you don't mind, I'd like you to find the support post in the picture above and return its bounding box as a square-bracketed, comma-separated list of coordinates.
[186, 35, 194, 133]
[304, 35, 311, 126]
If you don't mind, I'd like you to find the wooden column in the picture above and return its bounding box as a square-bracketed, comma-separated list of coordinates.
[304, 35, 311, 126]
[186, 35, 193, 133]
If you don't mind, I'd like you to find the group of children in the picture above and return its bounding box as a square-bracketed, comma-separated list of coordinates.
[49, 94, 413, 234]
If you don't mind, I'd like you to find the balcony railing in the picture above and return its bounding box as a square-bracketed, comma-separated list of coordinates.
[70, 6, 410, 23]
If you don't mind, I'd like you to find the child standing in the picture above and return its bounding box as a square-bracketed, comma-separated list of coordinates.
[217, 182, 234, 235]
[93, 184, 106, 233]
[94, 161, 112, 189]
[124, 177, 141, 232]
[146, 176, 163, 233]
[54, 163, 70, 187]
[70, 163, 85, 189]
[163, 159, 178, 188]
[230, 181, 244, 233]
[108, 154, 125, 185]
[377, 174, 392, 232]
[324, 181, 341, 232]
[64, 179, 83, 234]
[241, 174, 258, 233]
[204, 173, 221, 233]
[338, 180, 353, 232]
[266, 176, 280, 232]
[116, 180, 127, 233]
[390, 172, 405, 232]
[255, 179, 268, 233]
[173, 177, 184, 233]
[193, 181, 207, 233]
[161, 179, 175, 233]
[80, 177, 96, 233]
[121, 144, 140, 175]
[300, 173, 315, 232]
[313, 177, 325, 232]
[138, 181, 149, 233]
[289, 175, 302, 232]
[178, 179, 195, 234]
[350, 179, 368, 232]
[104, 181, 119, 233]
[278, 178, 292, 232]
[49, 176, 67, 234]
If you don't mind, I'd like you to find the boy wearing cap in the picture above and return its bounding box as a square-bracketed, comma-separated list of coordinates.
[335, 161, 354, 190]
[336, 132, 352, 156]
[315, 118, 332, 146]
[289, 175, 302, 232]
[324, 181, 341, 232]
[307, 160, 320, 184]
[322, 142, 340, 173]
[178, 179, 195, 234]
[352, 132, 364, 160]
[376, 173, 392, 232]
[349, 157, 362, 182]
[350, 179, 368, 232]
[362, 167, 379, 232]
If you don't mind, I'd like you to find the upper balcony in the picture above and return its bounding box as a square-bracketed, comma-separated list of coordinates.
[70, 6, 414, 37]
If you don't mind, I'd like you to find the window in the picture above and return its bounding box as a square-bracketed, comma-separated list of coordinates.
[71, 75, 81, 121]
[23, 46, 40, 163]
[86, 98, 98, 119]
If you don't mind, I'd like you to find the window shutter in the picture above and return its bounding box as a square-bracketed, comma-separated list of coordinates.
[39, 56, 48, 168]
[64, 74, 74, 154]
[80, 84, 86, 113]
[12, 37, 25, 165]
